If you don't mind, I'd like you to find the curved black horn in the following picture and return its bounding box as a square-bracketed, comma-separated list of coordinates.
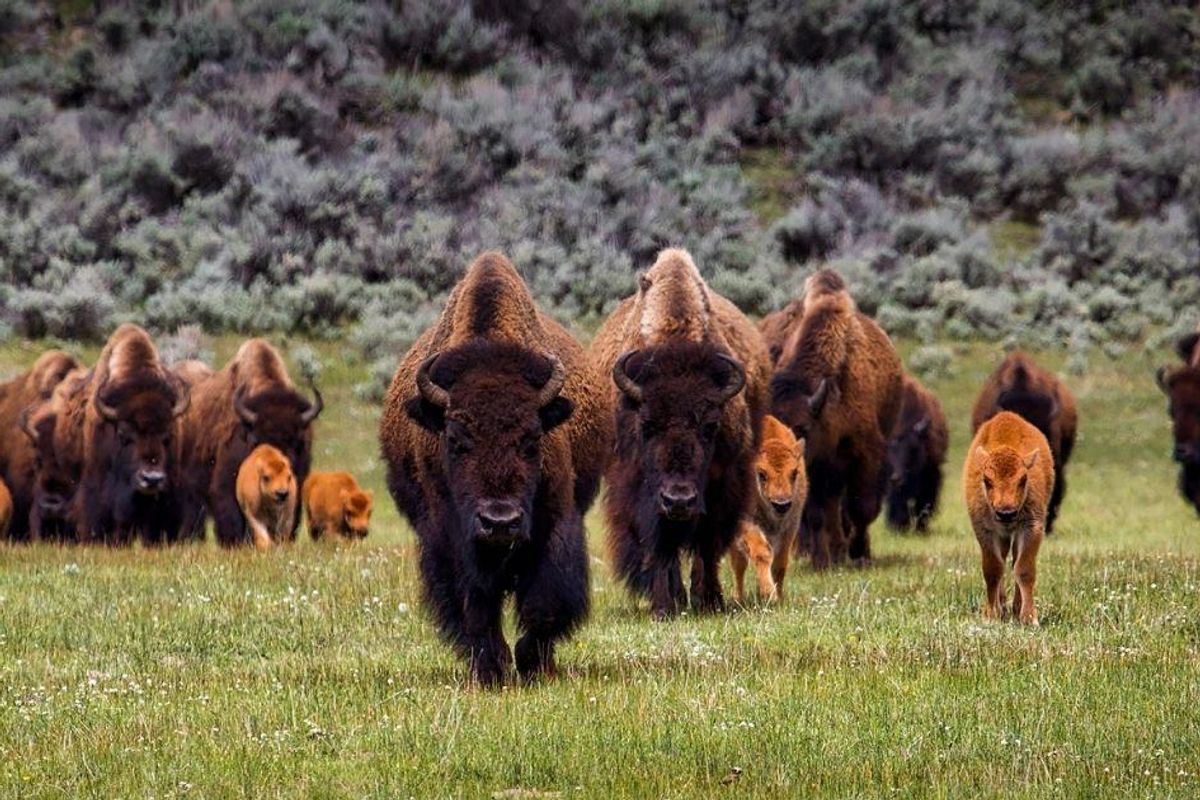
[300, 378, 323, 425]
[93, 377, 120, 423]
[612, 351, 643, 403]
[714, 353, 746, 404]
[536, 353, 567, 407]
[415, 354, 450, 409]
[234, 386, 258, 426]
[1156, 365, 1174, 394]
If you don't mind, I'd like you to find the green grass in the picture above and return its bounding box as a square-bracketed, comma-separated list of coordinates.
[740, 147, 802, 226]
[2, 336, 1199, 798]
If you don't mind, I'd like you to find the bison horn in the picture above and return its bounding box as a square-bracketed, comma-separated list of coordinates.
[613, 351, 643, 404]
[1156, 365, 1175, 394]
[416, 354, 450, 409]
[913, 415, 931, 434]
[536, 353, 568, 407]
[234, 386, 259, 426]
[808, 378, 830, 416]
[714, 353, 746, 404]
[93, 377, 120, 423]
[17, 405, 38, 443]
[300, 378, 323, 425]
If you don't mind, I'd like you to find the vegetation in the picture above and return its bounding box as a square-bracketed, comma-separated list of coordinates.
[1, 335, 1198, 797]
[2, 1, 1199, 397]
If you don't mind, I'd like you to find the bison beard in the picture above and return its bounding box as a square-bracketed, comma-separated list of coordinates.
[395, 341, 588, 685]
[605, 342, 749, 619]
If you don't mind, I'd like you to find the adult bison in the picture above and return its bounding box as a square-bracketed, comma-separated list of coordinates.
[21, 367, 88, 541]
[591, 248, 771, 618]
[178, 340, 322, 546]
[886, 374, 949, 532]
[0, 350, 82, 540]
[971, 351, 1076, 533]
[67, 325, 191, 544]
[380, 252, 612, 685]
[1157, 326, 1200, 516]
[769, 270, 902, 569]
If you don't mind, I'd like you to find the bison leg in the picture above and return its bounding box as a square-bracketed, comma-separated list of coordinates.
[885, 487, 912, 531]
[978, 537, 1006, 621]
[514, 517, 589, 681]
[646, 548, 686, 620]
[688, 543, 726, 614]
[729, 542, 749, 604]
[1012, 528, 1042, 625]
[913, 465, 942, 533]
[846, 458, 886, 563]
[1045, 469, 1065, 534]
[463, 584, 511, 687]
[771, 530, 793, 601]
[211, 487, 248, 547]
[736, 523, 776, 603]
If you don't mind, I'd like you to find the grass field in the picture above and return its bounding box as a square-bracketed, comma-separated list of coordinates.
[2, 335, 1199, 798]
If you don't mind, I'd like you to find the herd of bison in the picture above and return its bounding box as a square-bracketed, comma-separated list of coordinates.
[1, 249, 1197, 684]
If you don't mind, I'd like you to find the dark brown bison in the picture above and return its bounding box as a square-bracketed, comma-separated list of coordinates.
[178, 339, 322, 546]
[67, 325, 191, 544]
[886, 374, 949, 532]
[21, 367, 89, 541]
[769, 270, 903, 569]
[0, 350, 82, 540]
[591, 248, 771, 619]
[380, 252, 612, 685]
[1157, 326, 1200, 515]
[971, 351, 1076, 533]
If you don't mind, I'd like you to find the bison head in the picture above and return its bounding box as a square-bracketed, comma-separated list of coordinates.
[94, 373, 189, 495]
[754, 417, 806, 520]
[233, 379, 322, 476]
[888, 415, 932, 489]
[341, 488, 373, 538]
[613, 342, 746, 523]
[976, 445, 1039, 526]
[251, 445, 295, 505]
[406, 342, 573, 545]
[20, 407, 79, 521]
[768, 371, 832, 444]
[1158, 365, 1200, 466]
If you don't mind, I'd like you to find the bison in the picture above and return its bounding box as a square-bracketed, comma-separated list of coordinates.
[971, 351, 1076, 533]
[1157, 326, 1200, 515]
[20, 367, 89, 541]
[379, 252, 612, 685]
[236, 444, 298, 551]
[730, 414, 807, 603]
[0, 476, 10, 538]
[886, 374, 949, 532]
[0, 350, 82, 540]
[768, 270, 902, 569]
[964, 410, 1054, 625]
[591, 248, 771, 619]
[68, 325, 191, 544]
[303, 471, 373, 540]
[178, 339, 322, 546]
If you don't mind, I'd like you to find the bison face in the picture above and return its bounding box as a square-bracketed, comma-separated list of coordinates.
[977, 446, 1039, 526]
[341, 489, 373, 538]
[613, 343, 746, 523]
[22, 410, 79, 520]
[256, 448, 295, 505]
[887, 416, 931, 488]
[755, 435, 805, 520]
[406, 342, 573, 546]
[1158, 366, 1200, 466]
[769, 373, 832, 444]
[234, 381, 322, 475]
[95, 375, 189, 496]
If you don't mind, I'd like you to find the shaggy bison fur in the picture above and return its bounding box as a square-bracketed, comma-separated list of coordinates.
[1157, 326, 1200, 516]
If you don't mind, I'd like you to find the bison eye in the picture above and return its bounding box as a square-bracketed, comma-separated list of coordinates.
[789, 469, 799, 483]
[757, 470, 767, 485]
[982, 478, 993, 491]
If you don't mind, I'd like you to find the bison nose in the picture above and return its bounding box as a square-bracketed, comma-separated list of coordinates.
[770, 498, 793, 515]
[1174, 444, 1196, 463]
[994, 507, 1018, 524]
[477, 501, 524, 541]
[273, 488, 291, 503]
[659, 483, 698, 520]
[137, 470, 166, 492]
[39, 494, 64, 513]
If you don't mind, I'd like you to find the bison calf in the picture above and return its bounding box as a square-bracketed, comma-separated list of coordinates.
[886, 375, 949, 532]
[964, 411, 1054, 625]
[303, 471, 373, 540]
[0, 477, 11, 538]
[236, 444, 298, 551]
[730, 415, 807, 603]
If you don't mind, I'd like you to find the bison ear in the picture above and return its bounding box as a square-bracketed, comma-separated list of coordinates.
[1023, 450, 1039, 470]
[974, 445, 989, 463]
[769, 344, 783, 365]
[808, 378, 830, 418]
[539, 396, 574, 432]
[1175, 332, 1200, 363]
[405, 395, 446, 433]
[794, 438, 805, 461]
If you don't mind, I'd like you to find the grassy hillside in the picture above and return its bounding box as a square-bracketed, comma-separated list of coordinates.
[2, 336, 1198, 797]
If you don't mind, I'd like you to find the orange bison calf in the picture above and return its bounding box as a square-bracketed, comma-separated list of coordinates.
[303, 472, 373, 540]
[235, 444, 298, 551]
[0, 477, 11, 538]
[730, 415, 807, 603]
[964, 411, 1054, 625]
